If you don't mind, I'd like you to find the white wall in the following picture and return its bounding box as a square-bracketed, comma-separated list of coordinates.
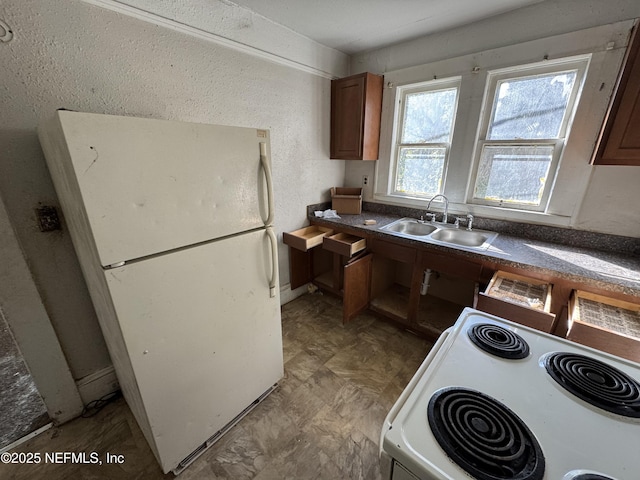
[0, 0, 345, 390]
[346, 0, 640, 237]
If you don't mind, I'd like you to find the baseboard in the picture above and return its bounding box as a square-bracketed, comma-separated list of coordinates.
[75, 366, 120, 405]
[279, 283, 309, 306]
[1, 423, 53, 454]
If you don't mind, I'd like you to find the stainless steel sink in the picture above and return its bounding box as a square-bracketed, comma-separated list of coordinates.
[430, 227, 497, 248]
[379, 217, 498, 250]
[381, 218, 437, 236]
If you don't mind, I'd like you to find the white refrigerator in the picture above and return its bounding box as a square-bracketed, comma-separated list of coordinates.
[38, 111, 284, 474]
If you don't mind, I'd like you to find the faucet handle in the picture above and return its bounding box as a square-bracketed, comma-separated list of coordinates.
[466, 214, 474, 230]
[425, 212, 436, 223]
[454, 217, 465, 228]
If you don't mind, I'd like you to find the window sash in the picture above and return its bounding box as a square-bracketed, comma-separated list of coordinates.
[390, 78, 460, 198]
[471, 140, 564, 210]
[469, 57, 589, 211]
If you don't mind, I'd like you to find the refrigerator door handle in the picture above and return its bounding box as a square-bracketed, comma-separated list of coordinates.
[259, 142, 275, 227]
[266, 226, 278, 298]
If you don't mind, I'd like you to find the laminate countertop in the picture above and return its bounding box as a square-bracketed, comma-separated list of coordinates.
[308, 211, 640, 299]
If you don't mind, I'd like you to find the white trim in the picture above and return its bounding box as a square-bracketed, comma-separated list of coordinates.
[0, 199, 83, 426]
[278, 282, 309, 306]
[468, 55, 590, 211]
[0, 423, 53, 454]
[75, 366, 120, 406]
[79, 0, 344, 79]
[391, 78, 461, 198]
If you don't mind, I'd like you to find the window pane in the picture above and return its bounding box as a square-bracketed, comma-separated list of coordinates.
[396, 147, 445, 196]
[402, 88, 457, 143]
[487, 71, 577, 140]
[474, 145, 554, 205]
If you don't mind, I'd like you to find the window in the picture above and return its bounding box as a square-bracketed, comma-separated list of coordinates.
[392, 78, 460, 198]
[471, 58, 589, 210]
[370, 23, 628, 226]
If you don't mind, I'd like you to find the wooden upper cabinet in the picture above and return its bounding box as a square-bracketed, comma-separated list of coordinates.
[592, 25, 640, 165]
[330, 72, 383, 160]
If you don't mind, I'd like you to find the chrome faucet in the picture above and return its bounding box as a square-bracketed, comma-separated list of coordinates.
[426, 194, 449, 224]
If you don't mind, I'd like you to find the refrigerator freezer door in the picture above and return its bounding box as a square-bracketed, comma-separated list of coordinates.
[52, 111, 272, 266]
[104, 229, 283, 472]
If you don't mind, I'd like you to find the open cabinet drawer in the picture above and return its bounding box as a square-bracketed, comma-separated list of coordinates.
[283, 225, 333, 252]
[284, 225, 334, 290]
[476, 270, 556, 333]
[323, 232, 366, 257]
[567, 290, 640, 363]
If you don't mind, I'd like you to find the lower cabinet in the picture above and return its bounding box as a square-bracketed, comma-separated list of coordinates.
[415, 250, 484, 337]
[369, 238, 417, 325]
[287, 223, 640, 348]
[284, 227, 371, 323]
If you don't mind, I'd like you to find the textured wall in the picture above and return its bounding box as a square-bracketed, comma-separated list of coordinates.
[0, 0, 345, 381]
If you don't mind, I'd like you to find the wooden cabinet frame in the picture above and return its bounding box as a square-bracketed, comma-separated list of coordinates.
[592, 24, 640, 165]
[294, 220, 640, 345]
[330, 72, 383, 160]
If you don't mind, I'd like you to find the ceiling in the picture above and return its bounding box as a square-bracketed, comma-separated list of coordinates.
[229, 0, 546, 54]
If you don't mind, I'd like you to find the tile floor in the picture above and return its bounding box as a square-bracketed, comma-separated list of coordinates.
[0, 293, 452, 480]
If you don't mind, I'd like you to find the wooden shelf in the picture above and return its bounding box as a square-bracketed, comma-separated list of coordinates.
[370, 283, 411, 321]
[416, 295, 465, 338]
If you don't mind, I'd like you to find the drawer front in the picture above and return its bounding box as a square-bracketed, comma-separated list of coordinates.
[476, 293, 556, 333]
[370, 238, 416, 263]
[422, 251, 482, 281]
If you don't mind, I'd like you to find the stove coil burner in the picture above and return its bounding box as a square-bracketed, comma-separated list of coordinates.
[428, 387, 545, 480]
[468, 323, 530, 359]
[544, 352, 640, 418]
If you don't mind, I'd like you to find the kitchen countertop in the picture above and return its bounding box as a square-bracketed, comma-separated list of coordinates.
[308, 210, 640, 299]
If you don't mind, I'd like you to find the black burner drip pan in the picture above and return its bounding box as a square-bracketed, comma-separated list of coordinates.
[468, 323, 530, 359]
[544, 352, 640, 418]
[428, 387, 545, 480]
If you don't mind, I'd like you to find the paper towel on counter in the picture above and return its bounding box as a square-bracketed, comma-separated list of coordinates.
[314, 209, 341, 219]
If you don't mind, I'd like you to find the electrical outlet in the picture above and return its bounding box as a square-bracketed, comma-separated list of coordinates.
[35, 206, 61, 232]
[362, 175, 369, 186]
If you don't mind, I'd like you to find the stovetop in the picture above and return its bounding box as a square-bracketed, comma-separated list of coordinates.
[382, 308, 640, 480]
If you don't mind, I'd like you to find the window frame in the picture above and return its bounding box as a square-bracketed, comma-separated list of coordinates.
[469, 56, 591, 211]
[389, 77, 461, 200]
[368, 21, 631, 228]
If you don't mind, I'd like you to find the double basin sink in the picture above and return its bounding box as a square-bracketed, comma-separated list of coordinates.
[379, 217, 498, 250]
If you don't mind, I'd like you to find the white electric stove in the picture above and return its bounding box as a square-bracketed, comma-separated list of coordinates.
[380, 308, 640, 480]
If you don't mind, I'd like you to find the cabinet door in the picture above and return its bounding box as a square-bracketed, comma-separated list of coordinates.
[330, 73, 383, 160]
[593, 25, 640, 165]
[331, 75, 366, 159]
[343, 253, 373, 323]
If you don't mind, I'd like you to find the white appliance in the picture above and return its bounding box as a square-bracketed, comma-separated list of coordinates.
[38, 111, 284, 474]
[381, 308, 640, 480]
